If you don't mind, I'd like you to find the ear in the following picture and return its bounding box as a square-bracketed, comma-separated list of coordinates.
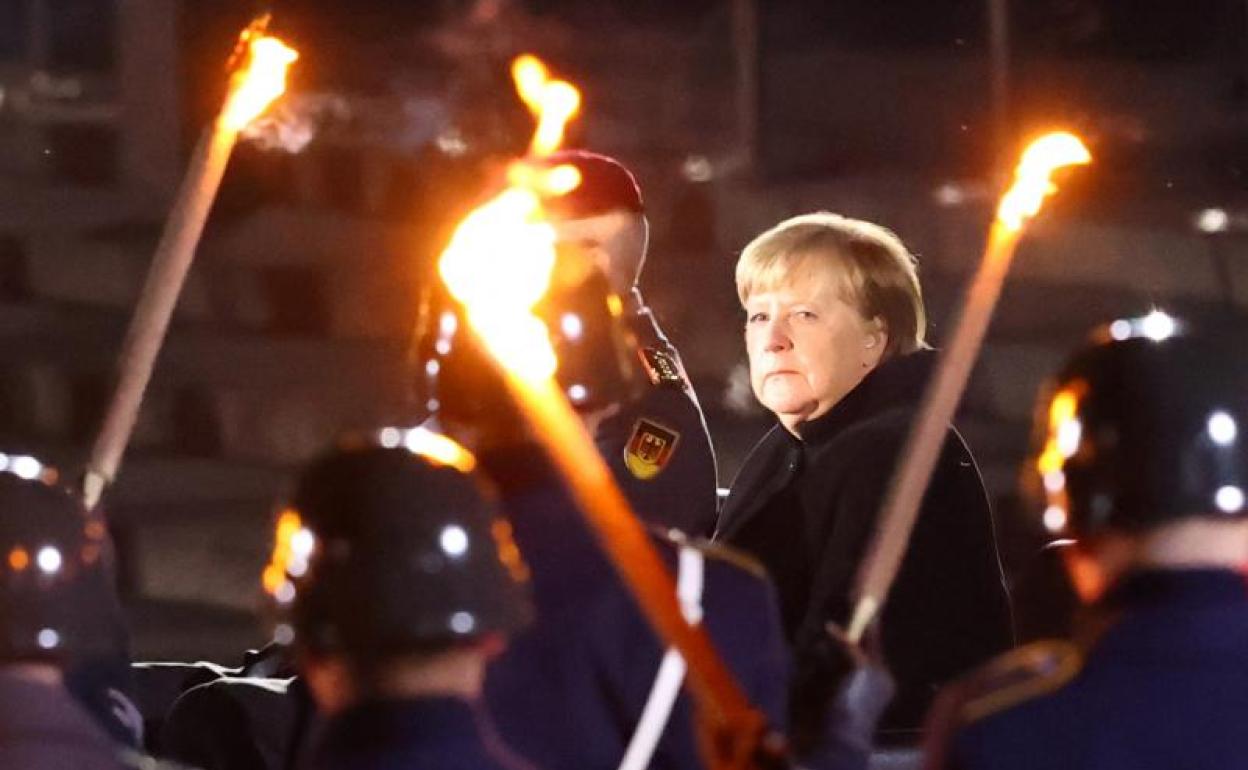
[862, 318, 888, 367]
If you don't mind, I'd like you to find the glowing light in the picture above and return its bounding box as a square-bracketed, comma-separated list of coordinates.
[275, 580, 296, 604]
[1195, 208, 1229, 234]
[561, 313, 584, 340]
[7, 547, 29, 571]
[0, 453, 9, 472]
[511, 54, 581, 157]
[290, 528, 315, 559]
[379, 427, 402, 449]
[425, 359, 441, 377]
[221, 28, 299, 132]
[439, 311, 458, 337]
[1215, 485, 1245, 514]
[568, 384, 588, 402]
[440, 525, 469, 558]
[449, 611, 476, 634]
[1043, 505, 1068, 533]
[36, 546, 62, 574]
[996, 132, 1091, 231]
[273, 623, 295, 646]
[263, 509, 305, 596]
[1141, 310, 1176, 342]
[11, 455, 43, 480]
[682, 155, 713, 183]
[934, 182, 967, 207]
[37, 628, 60, 650]
[1209, 411, 1238, 446]
[1109, 319, 1132, 341]
[1043, 470, 1066, 494]
[1056, 418, 1083, 459]
[401, 427, 477, 473]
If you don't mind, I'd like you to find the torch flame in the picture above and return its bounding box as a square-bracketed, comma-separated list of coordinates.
[437, 55, 584, 382]
[996, 132, 1091, 232]
[222, 28, 299, 132]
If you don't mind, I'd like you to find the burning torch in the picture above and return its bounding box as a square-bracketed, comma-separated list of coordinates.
[82, 17, 298, 510]
[436, 55, 775, 769]
[846, 132, 1092, 643]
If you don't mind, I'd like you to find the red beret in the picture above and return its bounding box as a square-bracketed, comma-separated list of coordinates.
[536, 150, 644, 219]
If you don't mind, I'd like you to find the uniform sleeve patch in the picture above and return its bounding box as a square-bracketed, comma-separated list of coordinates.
[624, 418, 681, 480]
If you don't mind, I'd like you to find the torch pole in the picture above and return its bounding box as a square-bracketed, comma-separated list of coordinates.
[82, 116, 240, 510]
[501, 373, 771, 770]
[846, 221, 1019, 642]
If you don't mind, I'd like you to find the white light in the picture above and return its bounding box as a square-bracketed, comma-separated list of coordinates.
[36, 546, 61, 574]
[560, 313, 584, 341]
[273, 623, 295, 646]
[11, 456, 42, 480]
[290, 528, 315, 558]
[933, 182, 966, 207]
[379, 427, 401, 448]
[275, 580, 296, 604]
[439, 312, 458, 337]
[0, 453, 9, 472]
[36, 628, 59, 650]
[1209, 411, 1238, 446]
[449, 611, 476, 634]
[567, 384, 588, 403]
[1141, 310, 1176, 342]
[681, 154, 713, 183]
[1109, 319, 1132, 341]
[1056, 419, 1082, 459]
[286, 558, 308, 578]
[1043, 505, 1068, 533]
[425, 359, 441, 376]
[440, 525, 469, 558]
[435, 129, 469, 157]
[1215, 485, 1245, 514]
[1043, 470, 1066, 494]
[1196, 208, 1229, 234]
[426, 398, 441, 413]
[435, 339, 452, 356]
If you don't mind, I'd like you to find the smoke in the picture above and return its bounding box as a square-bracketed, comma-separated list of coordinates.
[240, 93, 350, 153]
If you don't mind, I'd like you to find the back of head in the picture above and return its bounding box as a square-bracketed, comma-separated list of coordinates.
[0, 466, 118, 665]
[1033, 320, 1248, 539]
[267, 443, 531, 659]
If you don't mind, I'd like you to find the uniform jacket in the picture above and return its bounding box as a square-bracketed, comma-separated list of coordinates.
[0, 671, 180, 770]
[716, 350, 1013, 735]
[307, 697, 530, 770]
[481, 446, 789, 770]
[595, 298, 719, 538]
[930, 569, 1248, 770]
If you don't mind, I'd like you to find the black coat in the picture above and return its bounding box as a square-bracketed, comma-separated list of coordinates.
[715, 350, 1013, 735]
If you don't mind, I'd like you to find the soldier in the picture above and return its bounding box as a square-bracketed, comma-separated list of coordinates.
[272, 442, 533, 770]
[539, 149, 719, 536]
[0, 464, 185, 769]
[924, 321, 1248, 770]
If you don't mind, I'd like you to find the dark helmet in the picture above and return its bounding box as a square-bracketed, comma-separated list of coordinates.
[264, 441, 531, 656]
[1032, 317, 1248, 537]
[0, 459, 118, 662]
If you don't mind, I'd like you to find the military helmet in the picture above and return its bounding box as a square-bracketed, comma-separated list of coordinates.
[265, 441, 531, 655]
[0, 458, 118, 662]
[1033, 316, 1248, 537]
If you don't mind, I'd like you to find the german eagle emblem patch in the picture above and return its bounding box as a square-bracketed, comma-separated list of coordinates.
[623, 418, 680, 480]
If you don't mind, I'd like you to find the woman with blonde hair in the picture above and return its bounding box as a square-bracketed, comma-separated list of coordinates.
[715, 212, 1012, 745]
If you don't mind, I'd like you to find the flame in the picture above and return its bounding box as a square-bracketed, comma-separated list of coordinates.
[437, 55, 583, 383]
[512, 54, 582, 157]
[996, 132, 1091, 232]
[402, 427, 478, 473]
[262, 508, 313, 597]
[222, 26, 299, 132]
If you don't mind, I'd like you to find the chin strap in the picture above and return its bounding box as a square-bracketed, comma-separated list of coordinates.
[618, 545, 706, 770]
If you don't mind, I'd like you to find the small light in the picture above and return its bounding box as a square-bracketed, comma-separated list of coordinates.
[0, 453, 9, 472]
[1195, 208, 1229, 234]
[379, 427, 401, 448]
[1109, 319, 1132, 341]
[1141, 310, 1176, 342]
[933, 182, 967, 207]
[426, 398, 441, 413]
[290, 528, 315, 558]
[440, 525, 469, 558]
[1215, 485, 1245, 514]
[435, 129, 469, 157]
[275, 580, 297, 604]
[37, 628, 60, 650]
[1043, 470, 1066, 494]
[435, 339, 451, 356]
[11, 455, 42, 480]
[425, 359, 441, 376]
[681, 154, 713, 183]
[1056, 419, 1082, 459]
[1043, 505, 1067, 533]
[560, 313, 584, 341]
[36, 546, 61, 574]
[450, 611, 476, 634]
[439, 312, 458, 337]
[273, 623, 295, 646]
[568, 384, 588, 403]
[1209, 411, 1238, 446]
[286, 558, 308, 578]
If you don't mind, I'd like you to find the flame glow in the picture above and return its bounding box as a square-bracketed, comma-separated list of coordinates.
[437, 55, 584, 383]
[262, 508, 313, 597]
[222, 28, 299, 132]
[996, 132, 1091, 231]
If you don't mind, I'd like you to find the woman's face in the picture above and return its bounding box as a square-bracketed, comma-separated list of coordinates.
[744, 265, 885, 433]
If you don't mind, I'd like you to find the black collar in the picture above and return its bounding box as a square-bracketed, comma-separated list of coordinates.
[793, 349, 936, 446]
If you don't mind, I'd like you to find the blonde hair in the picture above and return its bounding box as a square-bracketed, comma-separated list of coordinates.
[736, 211, 927, 358]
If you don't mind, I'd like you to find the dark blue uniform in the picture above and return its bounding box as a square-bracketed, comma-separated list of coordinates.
[306, 697, 531, 770]
[595, 298, 719, 538]
[481, 446, 788, 770]
[928, 569, 1248, 770]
